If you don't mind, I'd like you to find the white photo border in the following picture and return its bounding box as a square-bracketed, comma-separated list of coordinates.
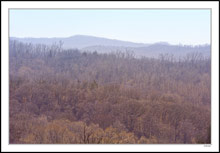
[1, 1, 219, 152]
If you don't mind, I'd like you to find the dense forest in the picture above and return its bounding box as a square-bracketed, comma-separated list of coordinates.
[9, 40, 211, 144]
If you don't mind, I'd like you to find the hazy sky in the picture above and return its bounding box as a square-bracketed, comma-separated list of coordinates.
[10, 9, 210, 45]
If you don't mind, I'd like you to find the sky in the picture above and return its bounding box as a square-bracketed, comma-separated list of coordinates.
[10, 9, 210, 45]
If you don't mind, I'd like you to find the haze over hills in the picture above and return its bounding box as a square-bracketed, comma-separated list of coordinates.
[82, 44, 210, 58]
[10, 35, 150, 49]
[10, 35, 210, 58]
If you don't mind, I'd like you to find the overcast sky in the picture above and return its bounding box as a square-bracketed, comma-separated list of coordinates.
[10, 9, 210, 45]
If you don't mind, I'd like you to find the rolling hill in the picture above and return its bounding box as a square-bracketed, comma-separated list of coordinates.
[10, 35, 210, 58]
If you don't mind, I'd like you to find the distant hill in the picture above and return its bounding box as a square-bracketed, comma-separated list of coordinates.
[82, 44, 210, 58]
[10, 35, 210, 58]
[10, 35, 149, 49]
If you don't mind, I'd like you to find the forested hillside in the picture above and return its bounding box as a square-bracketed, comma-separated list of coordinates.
[9, 40, 211, 144]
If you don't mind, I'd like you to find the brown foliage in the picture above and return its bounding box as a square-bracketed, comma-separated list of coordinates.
[9, 41, 211, 144]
